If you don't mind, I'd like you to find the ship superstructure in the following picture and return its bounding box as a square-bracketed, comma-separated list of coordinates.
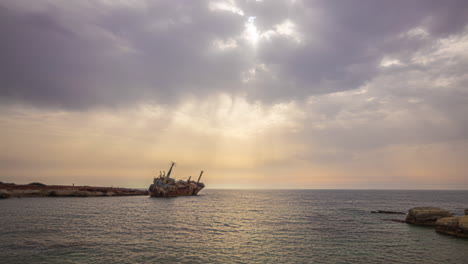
[149, 162, 205, 197]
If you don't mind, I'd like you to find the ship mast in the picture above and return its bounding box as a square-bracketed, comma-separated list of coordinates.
[166, 161, 176, 179]
[196, 170, 204, 185]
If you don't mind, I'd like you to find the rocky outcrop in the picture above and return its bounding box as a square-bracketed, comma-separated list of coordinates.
[385, 219, 407, 223]
[0, 183, 148, 198]
[0, 189, 10, 199]
[371, 210, 406, 214]
[406, 207, 453, 226]
[465, 209, 468, 216]
[435, 216, 468, 238]
[28, 182, 47, 186]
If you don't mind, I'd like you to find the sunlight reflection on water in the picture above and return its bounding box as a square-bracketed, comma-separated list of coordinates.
[1, 190, 467, 263]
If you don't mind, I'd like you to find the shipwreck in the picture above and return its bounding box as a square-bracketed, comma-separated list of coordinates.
[149, 162, 205, 197]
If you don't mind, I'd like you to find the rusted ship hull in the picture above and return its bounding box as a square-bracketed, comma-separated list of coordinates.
[149, 162, 205, 197]
[149, 182, 204, 197]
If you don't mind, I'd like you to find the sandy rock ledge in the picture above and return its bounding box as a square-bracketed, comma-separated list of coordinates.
[405, 207, 453, 226]
[435, 216, 468, 238]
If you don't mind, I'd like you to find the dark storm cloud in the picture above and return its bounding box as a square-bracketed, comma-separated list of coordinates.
[0, 1, 248, 108]
[251, 0, 468, 99]
[0, 4, 140, 108]
[0, 0, 467, 108]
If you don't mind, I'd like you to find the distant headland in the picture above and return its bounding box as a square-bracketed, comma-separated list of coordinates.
[0, 182, 148, 198]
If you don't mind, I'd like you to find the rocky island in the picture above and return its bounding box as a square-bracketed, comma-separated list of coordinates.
[404, 207, 468, 239]
[0, 182, 148, 198]
[435, 216, 468, 238]
[372, 206, 468, 239]
[405, 207, 453, 226]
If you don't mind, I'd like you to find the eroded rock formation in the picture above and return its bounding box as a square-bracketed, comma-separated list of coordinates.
[405, 207, 453, 226]
[435, 216, 468, 238]
[0, 182, 148, 198]
[371, 210, 406, 214]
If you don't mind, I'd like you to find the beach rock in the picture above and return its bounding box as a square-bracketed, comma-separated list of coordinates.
[384, 219, 407, 223]
[460, 216, 468, 230]
[465, 209, 468, 216]
[74, 191, 91, 197]
[435, 216, 468, 238]
[371, 210, 406, 215]
[406, 207, 453, 226]
[0, 189, 10, 199]
[23, 190, 42, 196]
[28, 182, 47, 186]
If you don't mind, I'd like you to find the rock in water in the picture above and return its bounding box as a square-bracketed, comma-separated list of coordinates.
[465, 209, 468, 216]
[405, 207, 453, 226]
[386, 219, 407, 223]
[371, 210, 406, 214]
[0, 190, 10, 199]
[435, 216, 468, 238]
[461, 216, 468, 232]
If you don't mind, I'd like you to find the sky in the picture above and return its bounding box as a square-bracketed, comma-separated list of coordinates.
[1, 0, 468, 189]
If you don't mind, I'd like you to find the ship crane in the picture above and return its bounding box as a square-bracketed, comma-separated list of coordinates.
[149, 161, 205, 197]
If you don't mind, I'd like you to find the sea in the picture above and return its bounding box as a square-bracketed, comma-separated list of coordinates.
[1, 189, 467, 264]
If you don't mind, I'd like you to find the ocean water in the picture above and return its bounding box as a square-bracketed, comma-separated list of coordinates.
[1, 190, 467, 264]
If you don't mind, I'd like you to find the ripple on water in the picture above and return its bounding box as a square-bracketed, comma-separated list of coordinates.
[1, 190, 468, 263]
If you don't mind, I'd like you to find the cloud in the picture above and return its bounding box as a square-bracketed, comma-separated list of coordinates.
[288, 28, 468, 185]
[0, 95, 304, 187]
[0, 1, 248, 108]
[1, 0, 467, 108]
[1, 0, 468, 189]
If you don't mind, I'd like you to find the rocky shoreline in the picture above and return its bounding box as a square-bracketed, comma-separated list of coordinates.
[373, 206, 468, 239]
[0, 182, 148, 198]
[405, 207, 468, 238]
[405, 207, 453, 226]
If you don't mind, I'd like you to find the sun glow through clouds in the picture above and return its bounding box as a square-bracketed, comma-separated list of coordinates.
[244, 16, 259, 45]
[1, 0, 468, 191]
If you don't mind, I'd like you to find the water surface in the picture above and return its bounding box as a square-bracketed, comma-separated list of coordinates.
[1, 190, 467, 263]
